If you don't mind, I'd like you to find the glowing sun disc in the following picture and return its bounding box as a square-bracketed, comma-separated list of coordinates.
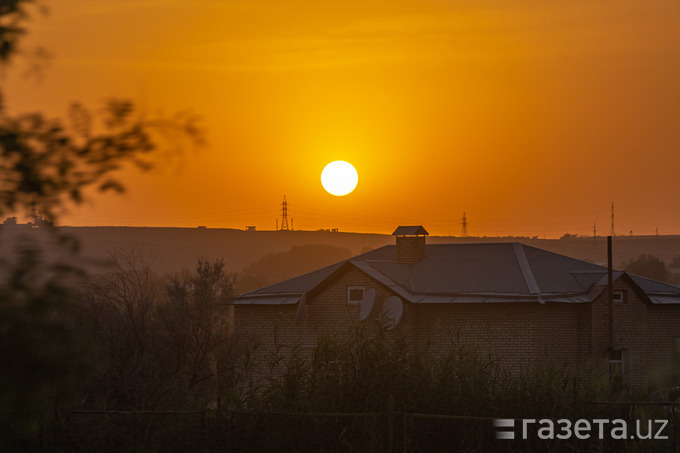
[321, 161, 358, 196]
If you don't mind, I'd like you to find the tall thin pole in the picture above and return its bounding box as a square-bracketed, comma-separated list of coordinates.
[460, 212, 468, 237]
[656, 227, 660, 257]
[608, 235, 614, 350]
[611, 202, 615, 237]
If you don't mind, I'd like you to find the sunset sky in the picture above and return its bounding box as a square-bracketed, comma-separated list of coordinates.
[5, 0, 680, 237]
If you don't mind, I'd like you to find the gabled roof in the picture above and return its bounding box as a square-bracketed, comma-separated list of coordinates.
[234, 243, 680, 305]
[392, 225, 429, 236]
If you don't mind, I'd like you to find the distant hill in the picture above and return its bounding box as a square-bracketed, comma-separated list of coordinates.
[3, 226, 680, 285]
[57, 226, 392, 274]
[236, 244, 353, 294]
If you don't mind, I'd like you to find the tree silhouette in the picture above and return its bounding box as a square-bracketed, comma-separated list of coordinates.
[671, 255, 680, 269]
[0, 1, 204, 443]
[0, 3, 204, 222]
[621, 253, 670, 283]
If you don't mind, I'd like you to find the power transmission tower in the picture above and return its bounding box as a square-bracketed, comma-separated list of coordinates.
[280, 195, 289, 231]
[593, 222, 597, 238]
[460, 212, 469, 237]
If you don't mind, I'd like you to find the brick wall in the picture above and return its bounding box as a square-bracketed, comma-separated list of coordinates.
[590, 278, 680, 389]
[233, 266, 398, 380]
[396, 236, 426, 264]
[234, 270, 680, 390]
[408, 301, 585, 375]
[234, 267, 396, 350]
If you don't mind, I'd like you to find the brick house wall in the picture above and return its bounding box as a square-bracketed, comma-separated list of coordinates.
[407, 302, 585, 376]
[588, 278, 680, 389]
[234, 267, 395, 352]
[233, 266, 396, 379]
[234, 268, 680, 389]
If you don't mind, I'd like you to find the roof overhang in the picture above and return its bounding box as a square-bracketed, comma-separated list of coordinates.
[232, 294, 302, 305]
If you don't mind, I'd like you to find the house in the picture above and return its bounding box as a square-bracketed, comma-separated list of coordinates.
[233, 226, 680, 389]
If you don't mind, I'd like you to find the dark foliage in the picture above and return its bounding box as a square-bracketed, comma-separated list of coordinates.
[622, 253, 670, 283]
[79, 255, 235, 410]
[0, 242, 90, 448]
[0, 1, 204, 447]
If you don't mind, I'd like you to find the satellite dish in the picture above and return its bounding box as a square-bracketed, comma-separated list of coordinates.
[382, 296, 403, 329]
[358, 288, 375, 321]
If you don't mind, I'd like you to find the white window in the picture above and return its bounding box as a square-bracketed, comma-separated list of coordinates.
[347, 286, 365, 304]
[609, 349, 629, 384]
[609, 349, 623, 376]
[613, 290, 626, 304]
[672, 338, 680, 379]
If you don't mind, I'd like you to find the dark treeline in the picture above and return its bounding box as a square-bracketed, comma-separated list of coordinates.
[622, 253, 680, 284]
[78, 251, 235, 411]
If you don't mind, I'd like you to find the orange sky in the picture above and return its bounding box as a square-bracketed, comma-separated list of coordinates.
[5, 0, 680, 237]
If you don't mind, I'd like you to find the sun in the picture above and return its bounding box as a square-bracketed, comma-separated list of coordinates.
[321, 161, 358, 196]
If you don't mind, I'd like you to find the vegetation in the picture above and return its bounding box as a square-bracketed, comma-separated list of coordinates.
[77, 254, 235, 411]
[39, 320, 679, 452]
[621, 254, 671, 283]
[0, 1, 202, 448]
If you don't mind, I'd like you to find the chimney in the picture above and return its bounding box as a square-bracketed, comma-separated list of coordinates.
[392, 225, 429, 264]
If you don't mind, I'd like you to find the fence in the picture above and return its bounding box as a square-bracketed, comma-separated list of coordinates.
[29, 402, 680, 452]
[49, 409, 495, 452]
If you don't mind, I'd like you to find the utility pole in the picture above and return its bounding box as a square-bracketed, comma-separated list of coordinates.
[611, 202, 615, 237]
[656, 227, 660, 257]
[608, 236, 613, 350]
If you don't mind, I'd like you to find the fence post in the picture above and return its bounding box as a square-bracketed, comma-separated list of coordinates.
[388, 396, 395, 452]
[132, 411, 137, 453]
[673, 405, 677, 453]
[52, 400, 58, 452]
[372, 414, 377, 453]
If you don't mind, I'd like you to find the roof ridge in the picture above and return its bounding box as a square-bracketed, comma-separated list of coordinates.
[512, 243, 542, 298]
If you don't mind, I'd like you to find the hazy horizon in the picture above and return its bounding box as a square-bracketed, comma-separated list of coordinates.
[5, 0, 680, 238]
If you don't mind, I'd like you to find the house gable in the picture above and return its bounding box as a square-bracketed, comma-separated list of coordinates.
[233, 264, 399, 355]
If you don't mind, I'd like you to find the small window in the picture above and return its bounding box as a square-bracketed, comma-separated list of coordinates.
[609, 349, 628, 385]
[347, 286, 365, 304]
[609, 349, 622, 376]
[672, 338, 680, 379]
[613, 290, 626, 304]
